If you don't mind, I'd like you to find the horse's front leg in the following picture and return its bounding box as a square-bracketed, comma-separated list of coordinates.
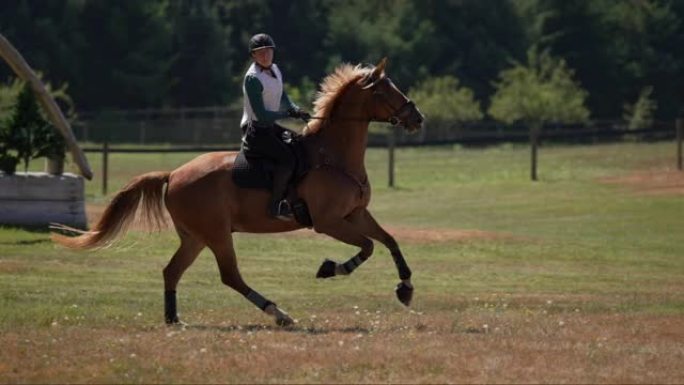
[313, 217, 375, 279]
[346, 208, 413, 306]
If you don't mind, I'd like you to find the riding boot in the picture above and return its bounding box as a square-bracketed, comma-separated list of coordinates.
[269, 166, 293, 220]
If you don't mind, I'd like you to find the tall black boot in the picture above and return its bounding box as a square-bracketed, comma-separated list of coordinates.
[269, 166, 293, 220]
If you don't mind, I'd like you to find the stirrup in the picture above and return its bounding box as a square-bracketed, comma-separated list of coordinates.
[271, 200, 293, 221]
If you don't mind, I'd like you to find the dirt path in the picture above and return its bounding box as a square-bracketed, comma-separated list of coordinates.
[599, 169, 684, 196]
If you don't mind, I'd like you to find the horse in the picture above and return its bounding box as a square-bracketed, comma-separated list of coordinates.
[52, 58, 425, 326]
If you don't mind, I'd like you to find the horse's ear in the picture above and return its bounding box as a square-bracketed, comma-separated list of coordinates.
[360, 57, 388, 89]
[374, 57, 388, 76]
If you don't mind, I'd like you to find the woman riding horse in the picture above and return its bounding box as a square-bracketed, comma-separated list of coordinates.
[241, 33, 311, 220]
[52, 57, 424, 327]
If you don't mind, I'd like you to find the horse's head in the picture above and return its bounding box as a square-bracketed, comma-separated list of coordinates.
[358, 57, 424, 133]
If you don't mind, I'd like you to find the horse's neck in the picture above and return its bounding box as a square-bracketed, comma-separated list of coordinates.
[305, 117, 369, 177]
[303, 87, 370, 178]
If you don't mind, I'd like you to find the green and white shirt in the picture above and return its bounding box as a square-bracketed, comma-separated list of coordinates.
[240, 63, 297, 127]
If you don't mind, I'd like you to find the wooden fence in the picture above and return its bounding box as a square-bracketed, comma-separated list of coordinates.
[82, 119, 683, 194]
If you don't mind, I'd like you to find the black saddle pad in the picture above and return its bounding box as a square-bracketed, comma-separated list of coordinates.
[231, 137, 313, 227]
[232, 152, 273, 189]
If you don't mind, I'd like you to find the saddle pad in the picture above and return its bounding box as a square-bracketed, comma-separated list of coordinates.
[232, 151, 272, 190]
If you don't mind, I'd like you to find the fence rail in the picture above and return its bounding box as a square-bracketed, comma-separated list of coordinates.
[74, 106, 677, 146]
[81, 121, 682, 195]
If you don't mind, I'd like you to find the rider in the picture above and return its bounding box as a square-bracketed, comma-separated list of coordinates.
[240, 33, 311, 220]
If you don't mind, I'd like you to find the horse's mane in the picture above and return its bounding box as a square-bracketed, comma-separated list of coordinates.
[303, 63, 372, 135]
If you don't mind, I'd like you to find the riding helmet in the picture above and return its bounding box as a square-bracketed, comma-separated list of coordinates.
[249, 33, 276, 53]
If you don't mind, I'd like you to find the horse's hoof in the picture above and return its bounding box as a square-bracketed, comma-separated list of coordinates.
[276, 314, 294, 327]
[395, 282, 413, 307]
[316, 259, 337, 279]
[275, 311, 294, 327]
[166, 318, 188, 327]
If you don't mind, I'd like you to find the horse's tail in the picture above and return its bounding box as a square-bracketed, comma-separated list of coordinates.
[51, 171, 170, 250]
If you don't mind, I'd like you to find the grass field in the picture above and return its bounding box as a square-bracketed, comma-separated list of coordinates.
[1, 141, 683, 383]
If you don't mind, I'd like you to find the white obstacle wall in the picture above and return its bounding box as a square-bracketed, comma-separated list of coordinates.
[0, 172, 87, 229]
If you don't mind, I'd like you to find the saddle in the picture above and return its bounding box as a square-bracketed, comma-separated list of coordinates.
[231, 128, 313, 227]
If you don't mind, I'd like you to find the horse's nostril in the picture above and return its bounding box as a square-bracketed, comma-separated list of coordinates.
[417, 115, 424, 124]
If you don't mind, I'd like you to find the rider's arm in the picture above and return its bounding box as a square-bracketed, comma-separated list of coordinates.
[245, 75, 289, 123]
[280, 88, 299, 112]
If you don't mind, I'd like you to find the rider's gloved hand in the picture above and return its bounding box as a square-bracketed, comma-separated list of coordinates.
[298, 111, 311, 122]
[288, 107, 311, 122]
[287, 107, 299, 118]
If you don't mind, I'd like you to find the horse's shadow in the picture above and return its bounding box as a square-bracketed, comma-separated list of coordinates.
[0, 238, 50, 246]
[182, 323, 371, 335]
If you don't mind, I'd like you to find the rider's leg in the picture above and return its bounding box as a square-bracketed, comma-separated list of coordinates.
[244, 124, 296, 219]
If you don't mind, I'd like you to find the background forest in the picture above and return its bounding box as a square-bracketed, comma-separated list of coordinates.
[1, 0, 683, 121]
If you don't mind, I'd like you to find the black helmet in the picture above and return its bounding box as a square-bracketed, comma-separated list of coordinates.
[248, 33, 275, 53]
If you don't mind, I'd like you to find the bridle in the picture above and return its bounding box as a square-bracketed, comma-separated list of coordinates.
[369, 77, 416, 127]
[306, 75, 416, 127]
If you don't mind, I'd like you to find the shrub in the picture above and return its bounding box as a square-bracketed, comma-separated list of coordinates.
[623, 86, 657, 130]
[409, 76, 483, 126]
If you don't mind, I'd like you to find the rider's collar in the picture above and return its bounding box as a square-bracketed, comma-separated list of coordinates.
[255, 63, 277, 78]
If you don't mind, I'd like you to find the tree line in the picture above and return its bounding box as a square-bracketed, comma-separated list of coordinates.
[1, 0, 683, 121]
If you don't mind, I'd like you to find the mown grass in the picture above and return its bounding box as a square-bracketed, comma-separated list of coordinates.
[1, 141, 683, 383]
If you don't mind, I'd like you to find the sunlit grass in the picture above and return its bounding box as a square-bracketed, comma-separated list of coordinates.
[2, 141, 683, 382]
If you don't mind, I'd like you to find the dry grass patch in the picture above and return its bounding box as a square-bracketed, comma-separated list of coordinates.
[600, 169, 684, 196]
[0, 259, 29, 274]
[2, 309, 682, 383]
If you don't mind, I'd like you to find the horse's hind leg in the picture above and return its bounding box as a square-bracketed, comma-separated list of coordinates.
[163, 228, 205, 324]
[207, 234, 294, 326]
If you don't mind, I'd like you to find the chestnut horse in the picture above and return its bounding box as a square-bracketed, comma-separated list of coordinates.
[52, 58, 424, 326]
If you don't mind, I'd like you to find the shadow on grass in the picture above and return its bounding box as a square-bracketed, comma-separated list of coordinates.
[0, 238, 51, 246]
[182, 323, 371, 335]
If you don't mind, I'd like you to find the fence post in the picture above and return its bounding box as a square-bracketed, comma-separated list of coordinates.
[102, 139, 109, 196]
[677, 118, 683, 171]
[388, 126, 396, 188]
[530, 123, 540, 181]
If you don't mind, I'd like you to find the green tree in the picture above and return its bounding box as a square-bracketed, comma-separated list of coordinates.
[167, 0, 235, 107]
[74, 0, 173, 109]
[601, 0, 683, 119]
[325, 0, 437, 87]
[489, 48, 589, 180]
[409, 76, 482, 130]
[514, 0, 614, 118]
[489, 49, 589, 125]
[417, 0, 527, 103]
[5, 84, 45, 172]
[623, 86, 657, 130]
[516, 0, 684, 119]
